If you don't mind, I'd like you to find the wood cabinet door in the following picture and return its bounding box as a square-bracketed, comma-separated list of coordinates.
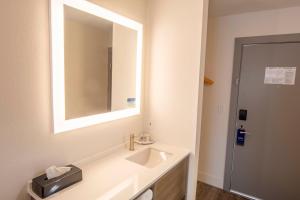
[153, 158, 188, 200]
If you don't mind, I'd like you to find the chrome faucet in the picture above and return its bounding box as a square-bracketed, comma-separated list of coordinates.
[129, 134, 135, 151]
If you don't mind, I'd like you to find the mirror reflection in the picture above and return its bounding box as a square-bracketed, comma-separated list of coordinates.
[64, 6, 138, 120]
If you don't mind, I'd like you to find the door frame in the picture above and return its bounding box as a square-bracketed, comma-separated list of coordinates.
[223, 33, 300, 192]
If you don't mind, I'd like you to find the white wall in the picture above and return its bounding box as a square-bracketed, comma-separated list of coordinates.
[0, 0, 147, 199]
[145, 0, 208, 199]
[198, 6, 300, 188]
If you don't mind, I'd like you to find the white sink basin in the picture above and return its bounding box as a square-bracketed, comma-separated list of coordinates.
[126, 148, 172, 168]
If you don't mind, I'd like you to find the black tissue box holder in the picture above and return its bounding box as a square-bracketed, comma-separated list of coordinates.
[32, 165, 82, 199]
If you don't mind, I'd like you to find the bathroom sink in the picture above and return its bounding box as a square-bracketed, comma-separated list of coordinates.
[126, 148, 172, 168]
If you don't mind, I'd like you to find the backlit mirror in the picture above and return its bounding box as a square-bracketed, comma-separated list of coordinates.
[51, 0, 143, 133]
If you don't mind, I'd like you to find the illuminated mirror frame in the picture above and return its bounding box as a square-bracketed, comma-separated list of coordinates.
[51, 0, 143, 134]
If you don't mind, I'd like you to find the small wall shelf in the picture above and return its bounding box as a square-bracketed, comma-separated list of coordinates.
[204, 76, 214, 85]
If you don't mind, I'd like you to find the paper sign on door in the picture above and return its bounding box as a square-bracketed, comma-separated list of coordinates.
[264, 67, 296, 85]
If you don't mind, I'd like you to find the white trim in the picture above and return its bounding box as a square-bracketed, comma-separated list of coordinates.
[230, 190, 263, 200]
[50, 0, 143, 133]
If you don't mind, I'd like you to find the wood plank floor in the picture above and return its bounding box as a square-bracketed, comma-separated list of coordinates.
[196, 182, 247, 200]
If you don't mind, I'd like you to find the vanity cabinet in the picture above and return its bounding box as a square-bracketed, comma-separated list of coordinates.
[29, 150, 189, 200]
[152, 158, 188, 200]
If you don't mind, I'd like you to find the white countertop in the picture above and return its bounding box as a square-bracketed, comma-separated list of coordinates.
[27, 143, 190, 200]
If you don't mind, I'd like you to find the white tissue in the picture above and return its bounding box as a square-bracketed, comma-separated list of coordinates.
[136, 189, 153, 200]
[46, 165, 72, 179]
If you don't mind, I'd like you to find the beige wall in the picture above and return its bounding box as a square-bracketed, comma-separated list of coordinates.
[0, 0, 147, 199]
[111, 23, 137, 111]
[198, 6, 300, 188]
[65, 19, 112, 119]
[145, 0, 208, 199]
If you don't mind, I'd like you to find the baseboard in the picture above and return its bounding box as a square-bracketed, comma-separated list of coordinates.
[197, 171, 223, 189]
[230, 190, 262, 200]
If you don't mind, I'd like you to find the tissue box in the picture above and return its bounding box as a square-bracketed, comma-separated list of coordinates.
[32, 165, 82, 199]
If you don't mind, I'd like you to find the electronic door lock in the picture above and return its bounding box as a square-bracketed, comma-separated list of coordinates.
[239, 109, 248, 121]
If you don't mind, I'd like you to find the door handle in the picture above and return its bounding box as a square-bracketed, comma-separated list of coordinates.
[239, 131, 251, 135]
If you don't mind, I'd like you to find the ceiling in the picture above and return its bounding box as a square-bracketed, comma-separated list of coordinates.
[209, 0, 300, 17]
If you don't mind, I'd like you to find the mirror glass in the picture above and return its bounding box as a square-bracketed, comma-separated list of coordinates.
[64, 5, 138, 120]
